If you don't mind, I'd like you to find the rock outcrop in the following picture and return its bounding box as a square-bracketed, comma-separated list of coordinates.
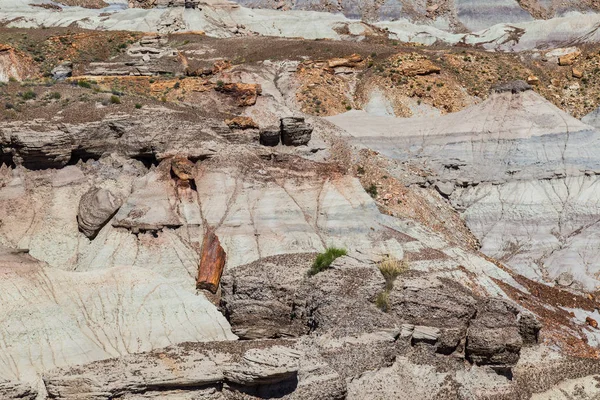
[43, 340, 345, 399]
[215, 82, 262, 106]
[0, 44, 37, 82]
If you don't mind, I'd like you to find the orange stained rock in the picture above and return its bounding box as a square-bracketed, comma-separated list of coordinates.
[197, 230, 226, 293]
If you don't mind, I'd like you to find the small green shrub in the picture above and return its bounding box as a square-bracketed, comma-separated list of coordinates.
[135, 103, 142, 109]
[77, 80, 92, 89]
[216, 80, 225, 88]
[345, 105, 352, 111]
[376, 291, 390, 312]
[110, 95, 121, 104]
[366, 184, 378, 198]
[310, 247, 347, 276]
[22, 90, 36, 100]
[8, 77, 17, 83]
[49, 92, 61, 100]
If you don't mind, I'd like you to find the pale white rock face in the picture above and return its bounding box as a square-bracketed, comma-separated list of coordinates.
[0, 248, 235, 386]
[3, 0, 600, 50]
[327, 90, 600, 290]
[455, 0, 534, 31]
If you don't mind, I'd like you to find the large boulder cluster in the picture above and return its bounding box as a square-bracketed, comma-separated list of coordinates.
[221, 254, 542, 378]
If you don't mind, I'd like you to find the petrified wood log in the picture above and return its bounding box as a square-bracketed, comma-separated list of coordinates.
[197, 230, 226, 293]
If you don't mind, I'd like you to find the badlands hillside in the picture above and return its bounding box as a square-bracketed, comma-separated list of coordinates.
[5, 1, 600, 400]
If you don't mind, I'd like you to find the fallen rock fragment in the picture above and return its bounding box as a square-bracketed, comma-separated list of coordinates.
[220, 254, 313, 339]
[77, 187, 122, 239]
[586, 316, 598, 329]
[327, 54, 363, 69]
[527, 75, 540, 85]
[400, 59, 441, 76]
[197, 230, 226, 293]
[280, 117, 313, 146]
[558, 49, 581, 66]
[572, 67, 583, 78]
[259, 127, 280, 146]
[171, 155, 195, 181]
[556, 271, 574, 287]
[51, 61, 73, 81]
[112, 171, 183, 232]
[411, 325, 440, 344]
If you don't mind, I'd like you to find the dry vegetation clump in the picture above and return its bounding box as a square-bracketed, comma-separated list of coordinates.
[379, 256, 408, 289]
[376, 256, 409, 312]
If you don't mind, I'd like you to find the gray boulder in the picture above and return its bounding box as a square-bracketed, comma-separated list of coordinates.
[555, 271, 574, 287]
[280, 117, 313, 146]
[77, 187, 122, 239]
[220, 254, 312, 339]
[259, 127, 280, 147]
[51, 62, 73, 81]
[466, 299, 523, 366]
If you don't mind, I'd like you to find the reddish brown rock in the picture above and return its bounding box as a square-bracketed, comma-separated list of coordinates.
[572, 67, 584, 79]
[400, 59, 441, 77]
[171, 156, 195, 181]
[215, 82, 262, 107]
[527, 75, 540, 85]
[225, 116, 259, 130]
[586, 316, 598, 328]
[559, 50, 581, 66]
[327, 54, 363, 69]
[197, 230, 226, 293]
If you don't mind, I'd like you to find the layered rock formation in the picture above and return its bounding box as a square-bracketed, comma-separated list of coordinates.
[4, 0, 600, 49]
[328, 85, 600, 290]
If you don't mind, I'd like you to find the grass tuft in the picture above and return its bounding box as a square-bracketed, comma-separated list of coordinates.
[379, 257, 408, 290]
[376, 291, 390, 312]
[310, 247, 347, 276]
